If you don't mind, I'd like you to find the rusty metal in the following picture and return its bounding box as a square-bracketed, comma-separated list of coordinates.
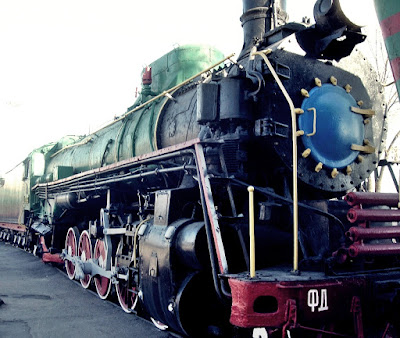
[194, 143, 228, 274]
[282, 299, 297, 338]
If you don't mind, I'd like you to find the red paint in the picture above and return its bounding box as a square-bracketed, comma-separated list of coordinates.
[341, 191, 400, 260]
[194, 143, 227, 273]
[39, 236, 64, 264]
[347, 226, 400, 241]
[347, 208, 400, 223]
[350, 297, 364, 338]
[390, 56, 400, 82]
[345, 192, 399, 207]
[228, 276, 365, 329]
[282, 299, 297, 337]
[348, 243, 400, 257]
[379, 11, 400, 39]
[94, 239, 112, 299]
[142, 67, 152, 85]
[0, 222, 26, 232]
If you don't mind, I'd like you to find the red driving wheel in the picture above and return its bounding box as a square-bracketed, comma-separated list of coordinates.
[65, 227, 80, 280]
[94, 239, 112, 299]
[78, 230, 92, 288]
[116, 242, 138, 313]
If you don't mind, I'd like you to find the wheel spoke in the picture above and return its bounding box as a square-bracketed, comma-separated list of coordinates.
[115, 242, 138, 313]
[78, 230, 92, 288]
[116, 279, 138, 313]
[65, 227, 80, 280]
[94, 239, 111, 299]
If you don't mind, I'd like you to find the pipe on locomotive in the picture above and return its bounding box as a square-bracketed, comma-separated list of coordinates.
[241, 0, 301, 271]
[239, 0, 288, 59]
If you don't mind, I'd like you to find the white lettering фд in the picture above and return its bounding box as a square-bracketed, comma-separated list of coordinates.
[307, 289, 329, 312]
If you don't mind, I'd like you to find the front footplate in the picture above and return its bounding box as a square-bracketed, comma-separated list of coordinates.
[228, 270, 366, 331]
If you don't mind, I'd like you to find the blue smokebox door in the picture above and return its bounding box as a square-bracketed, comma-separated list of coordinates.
[298, 84, 364, 169]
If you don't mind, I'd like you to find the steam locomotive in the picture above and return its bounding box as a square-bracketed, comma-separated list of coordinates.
[1, 0, 399, 336]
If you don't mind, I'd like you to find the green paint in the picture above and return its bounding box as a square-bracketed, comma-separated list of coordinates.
[384, 32, 400, 61]
[0, 44, 225, 223]
[44, 44, 225, 174]
[374, 0, 400, 21]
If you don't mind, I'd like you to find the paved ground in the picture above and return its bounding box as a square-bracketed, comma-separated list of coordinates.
[0, 242, 174, 338]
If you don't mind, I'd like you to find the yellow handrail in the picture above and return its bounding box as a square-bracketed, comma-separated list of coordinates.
[251, 47, 299, 273]
[248, 186, 256, 278]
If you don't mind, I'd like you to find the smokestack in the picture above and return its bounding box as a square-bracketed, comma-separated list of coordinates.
[239, 0, 288, 59]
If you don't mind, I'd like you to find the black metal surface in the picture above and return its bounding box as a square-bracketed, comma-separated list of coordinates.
[157, 86, 200, 149]
[138, 218, 224, 337]
[296, 27, 366, 60]
[196, 82, 218, 123]
[252, 42, 384, 195]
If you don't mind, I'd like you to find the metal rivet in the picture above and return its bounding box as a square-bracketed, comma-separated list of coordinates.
[302, 148, 311, 158]
[351, 107, 375, 116]
[346, 165, 352, 175]
[352, 144, 375, 154]
[357, 155, 364, 163]
[315, 78, 322, 87]
[331, 168, 339, 178]
[345, 84, 352, 93]
[294, 108, 304, 114]
[357, 100, 364, 107]
[301, 88, 310, 97]
[315, 162, 323, 172]
[330, 76, 337, 85]
[364, 119, 370, 125]
[296, 130, 305, 137]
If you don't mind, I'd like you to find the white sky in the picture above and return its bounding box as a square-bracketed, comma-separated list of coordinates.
[0, 0, 379, 174]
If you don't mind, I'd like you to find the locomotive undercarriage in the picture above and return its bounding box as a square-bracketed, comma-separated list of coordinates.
[32, 139, 243, 336]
